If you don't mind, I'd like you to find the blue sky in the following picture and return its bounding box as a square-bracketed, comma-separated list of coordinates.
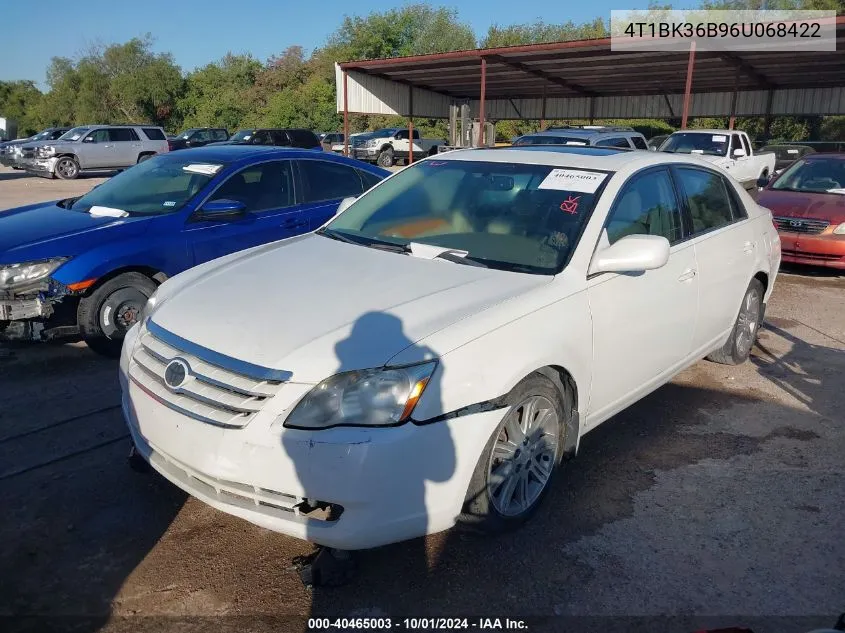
[2, 0, 699, 86]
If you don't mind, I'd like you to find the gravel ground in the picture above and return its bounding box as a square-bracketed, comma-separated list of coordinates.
[1, 167, 843, 633]
[0, 166, 107, 211]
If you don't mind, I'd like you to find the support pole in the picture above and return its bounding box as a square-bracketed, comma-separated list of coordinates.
[681, 40, 696, 130]
[342, 70, 349, 157]
[763, 89, 774, 141]
[408, 85, 414, 164]
[540, 85, 547, 130]
[728, 70, 739, 130]
[589, 97, 596, 125]
[478, 57, 487, 147]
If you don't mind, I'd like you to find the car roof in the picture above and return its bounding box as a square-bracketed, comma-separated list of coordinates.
[670, 129, 738, 135]
[430, 145, 720, 173]
[523, 128, 640, 139]
[160, 144, 389, 169]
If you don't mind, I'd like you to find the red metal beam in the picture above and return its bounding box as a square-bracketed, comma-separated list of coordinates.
[408, 84, 414, 164]
[479, 57, 487, 147]
[343, 70, 349, 157]
[681, 40, 696, 130]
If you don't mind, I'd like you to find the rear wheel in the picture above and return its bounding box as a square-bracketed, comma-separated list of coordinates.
[707, 278, 764, 365]
[459, 374, 567, 534]
[77, 272, 157, 357]
[55, 156, 79, 180]
[137, 153, 154, 163]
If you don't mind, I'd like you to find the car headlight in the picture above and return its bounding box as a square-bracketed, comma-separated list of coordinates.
[365, 139, 377, 148]
[0, 258, 68, 290]
[283, 362, 437, 430]
[834, 222, 845, 235]
[39, 146, 56, 157]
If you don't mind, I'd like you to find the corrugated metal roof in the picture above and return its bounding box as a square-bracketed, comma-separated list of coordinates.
[336, 17, 845, 118]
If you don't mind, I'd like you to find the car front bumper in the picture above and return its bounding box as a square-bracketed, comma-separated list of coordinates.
[778, 232, 845, 269]
[119, 324, 503, 550]
[0, 296, 51, 320]
[22, 157, 58, 176]
[352, 147, 379, 161]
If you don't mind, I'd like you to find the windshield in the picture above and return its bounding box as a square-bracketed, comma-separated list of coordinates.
[373, 128, 400, 136]
[32, 129, 56, 141]
[68, 155, 226, 215]
[770, 157, 845, 194]
[324, 159, 609, 274]
[176, 128, 200, 139]
[660, 132, 729, 156]
[229, 129, 255, 142]
[58, 127, 90, 142]
[514, 135, 589, 146]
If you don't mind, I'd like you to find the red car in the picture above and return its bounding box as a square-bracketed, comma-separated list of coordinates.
[757, 153, 845, 269]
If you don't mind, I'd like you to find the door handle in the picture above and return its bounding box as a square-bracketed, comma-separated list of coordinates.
[678, 269, 697, 282]
[281, 218, 307, 229]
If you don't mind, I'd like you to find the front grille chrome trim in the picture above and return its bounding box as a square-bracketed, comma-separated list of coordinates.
[773, 216, 830, 235]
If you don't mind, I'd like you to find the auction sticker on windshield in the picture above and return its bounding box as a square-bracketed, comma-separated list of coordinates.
[539, 169, 607, 193]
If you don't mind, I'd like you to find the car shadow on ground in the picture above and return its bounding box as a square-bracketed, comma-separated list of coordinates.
[779, 262, 845, 280]
[0, 170, 32, 181]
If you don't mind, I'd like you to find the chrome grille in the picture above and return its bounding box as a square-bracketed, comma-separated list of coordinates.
[774, 216, 830, 235]
[129, 322, 287, 427]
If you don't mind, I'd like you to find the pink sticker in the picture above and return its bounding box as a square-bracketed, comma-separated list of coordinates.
[560, 195, 580, 214]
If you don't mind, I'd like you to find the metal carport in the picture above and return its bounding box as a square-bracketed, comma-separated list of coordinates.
[336, 15, 845, 155]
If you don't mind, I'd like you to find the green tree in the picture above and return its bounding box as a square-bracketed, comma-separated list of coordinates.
[0, 80, 44, 135]
[482, 18, 608, 48]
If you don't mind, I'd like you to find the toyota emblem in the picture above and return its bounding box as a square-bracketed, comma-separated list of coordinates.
[163, 358, 191, 390]
[789, 219, 803, 228]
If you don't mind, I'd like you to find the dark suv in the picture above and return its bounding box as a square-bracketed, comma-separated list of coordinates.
[212, 128, 321, 150]
[167, 128, 229, 151]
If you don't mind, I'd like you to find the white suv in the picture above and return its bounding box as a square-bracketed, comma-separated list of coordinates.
[22, 124, 169, 179]
[121, 146, 780, 551]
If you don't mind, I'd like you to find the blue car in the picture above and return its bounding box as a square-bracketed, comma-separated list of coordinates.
[0, 145, 389, 355]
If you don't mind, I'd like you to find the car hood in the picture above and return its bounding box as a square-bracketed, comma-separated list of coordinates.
[151, 234, 550, 382]
[757, 189, 845, 223]
[0, 202, 152, 263]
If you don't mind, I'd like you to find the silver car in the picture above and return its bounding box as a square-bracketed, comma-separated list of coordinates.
[21, 124, 169, 179]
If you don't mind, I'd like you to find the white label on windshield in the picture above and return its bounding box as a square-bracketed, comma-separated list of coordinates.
[539, 169, 606, 193]
[565, 141, 588, 146]
[182, 163, 222, 176]
[787, 149, 799, 154]
[712, 135, 727, 142]
[826, 188, 845, 194]
[691, 149, 704, 154]
[163, 201, 176, 207]
[242, 135, 252, 140]
[89, 205, 129, 218]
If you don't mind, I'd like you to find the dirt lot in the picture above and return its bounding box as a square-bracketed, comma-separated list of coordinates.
[1, 169, 844, 633]
[0, 166, 107, 211]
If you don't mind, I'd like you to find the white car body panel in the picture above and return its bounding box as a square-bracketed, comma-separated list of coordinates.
[121, 148, 780, 550]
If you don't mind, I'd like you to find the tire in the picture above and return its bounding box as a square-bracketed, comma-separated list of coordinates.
[137, 153, 154, 163]
[458, 374, 569, 534]
[376, 147, 394, 168]
[707, 278, 764, 365]
[77, 272, 157, 357]
[55, 156, 80, 180]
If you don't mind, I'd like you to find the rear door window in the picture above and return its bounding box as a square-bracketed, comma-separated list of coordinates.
[213, 129, 228, 141]
[109, 128, 139, 142]
[631, 136, 648, 150]
[298, 160, 364, 203]
[594, 137, 631, 148]
[288, 129, 320, 148]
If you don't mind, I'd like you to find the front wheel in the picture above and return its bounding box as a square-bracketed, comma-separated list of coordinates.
[77, 272, 157, 357]
[458, 374, 567, 534]
[707, 278, 764, 365]
[55, 156, 80, 180]
[376, 147, 394, 168]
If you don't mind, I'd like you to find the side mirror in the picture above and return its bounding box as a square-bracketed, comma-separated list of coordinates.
[83, 136, 96, 143]
[757, 174, 772, 188]
[335, 196, 356, 216]
[733, 148, 747, 158]
[197, 199, 246, 220]
[589, 234, 670, 275]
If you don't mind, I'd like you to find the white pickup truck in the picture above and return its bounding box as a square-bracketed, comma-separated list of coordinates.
[659, 129, 776, 190]
[352, 128, 446, 167]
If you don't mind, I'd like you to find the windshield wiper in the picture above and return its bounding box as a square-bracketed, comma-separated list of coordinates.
[56, 196, 82, 209]
[317, 228, 409, 254]
[433, 251, 488, 267]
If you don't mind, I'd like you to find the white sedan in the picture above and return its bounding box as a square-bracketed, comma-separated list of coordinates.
[120, 146, 781, 550]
